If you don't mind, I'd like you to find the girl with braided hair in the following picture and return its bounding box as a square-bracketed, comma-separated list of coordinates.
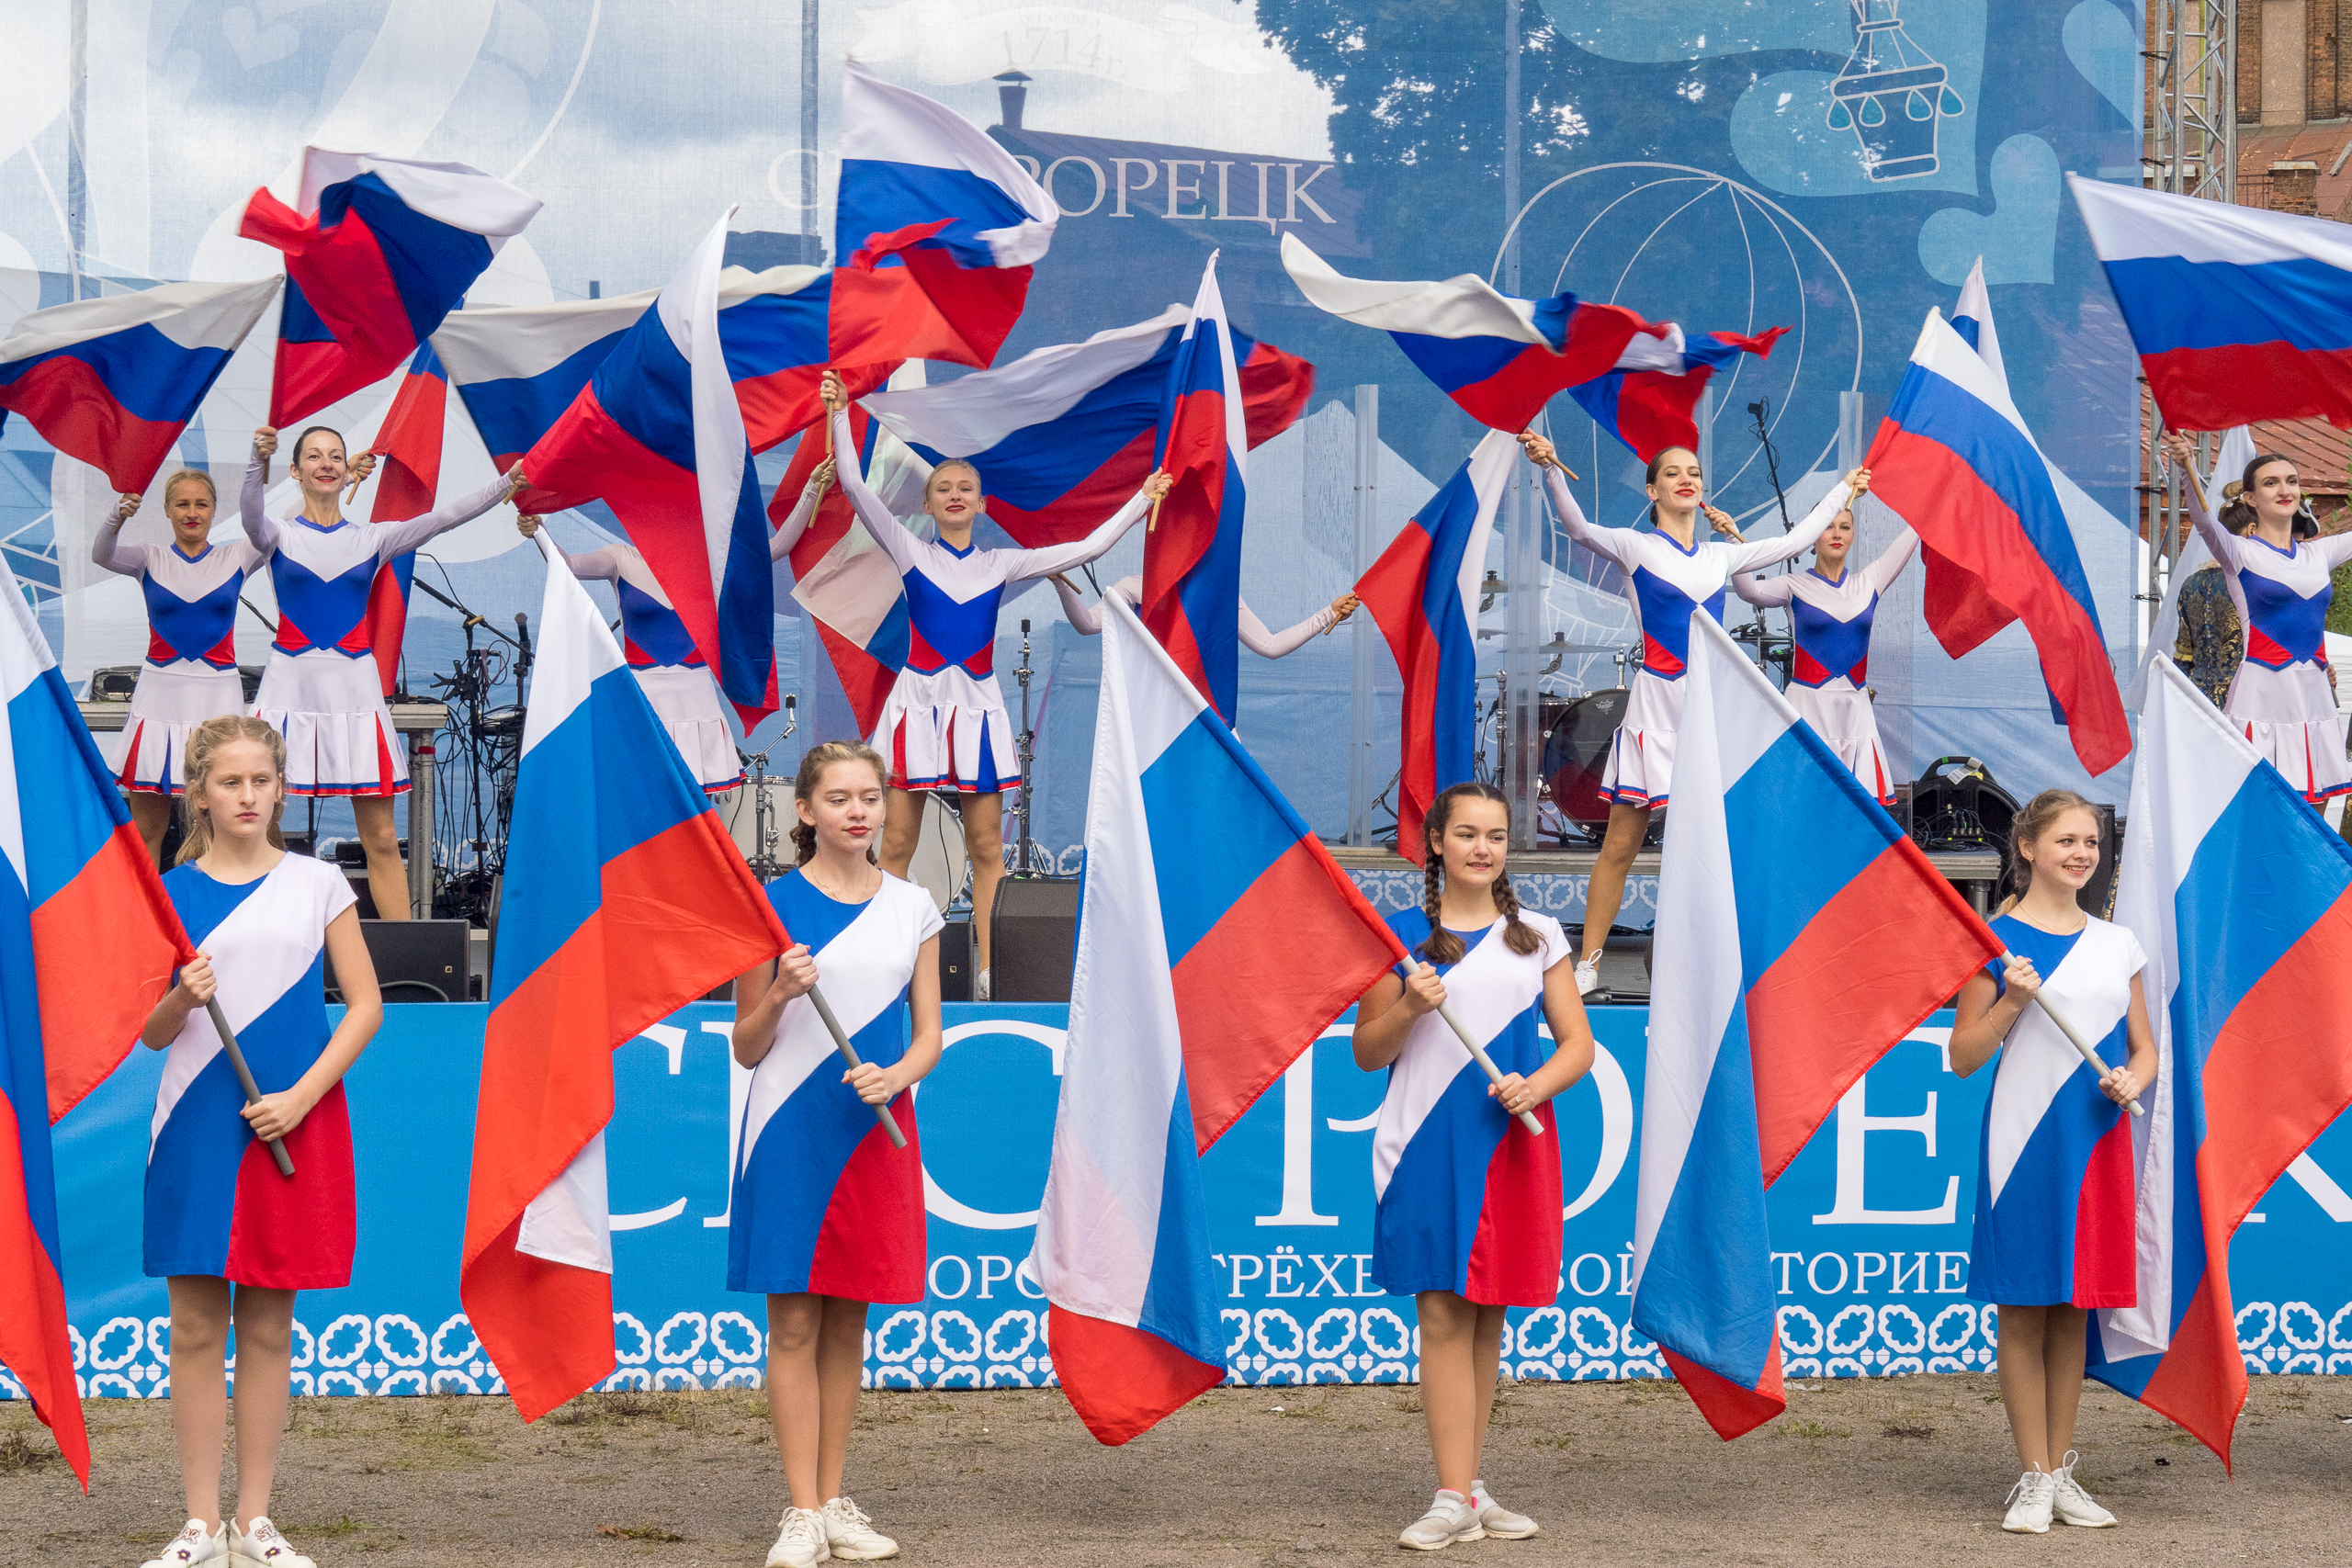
[1349, 781, 1595, 1551]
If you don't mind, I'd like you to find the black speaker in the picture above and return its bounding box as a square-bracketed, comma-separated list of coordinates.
[327, 919, 469, 1003]
[2078, 803, 2121, 919]
[989, 878, 1080, 1002]
[938, 916, 975, 1002]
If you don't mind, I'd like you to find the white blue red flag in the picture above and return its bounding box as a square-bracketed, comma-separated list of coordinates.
[831, 61, 1056, 370]
[2093, 659, 2352, 1466]
[0, 552, 194, 1484]
[358, 342, 449, 696]
[1864, 309, 2132, 776]
[1353, 431, 1515, 865]
[1564, 327, 1787, 462]
[241, 148, 540, 425]
[1634, 612, 2000, 1438]
[0, 278, 279, 493]
[2070, 173, 2352, 430]
[1951, 255, 2007, 389]
[1034, 592, 1404, 1445]
[862, 305, 1313, 547]
[460, 531, 786, 1421]
[1140, 255, 1249, 720]
[1282, 233, 1674, 433]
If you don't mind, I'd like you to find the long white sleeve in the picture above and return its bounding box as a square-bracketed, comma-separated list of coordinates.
[239, 453, 280, 557]
[1720, 479, 1848, 575]
[560, 545, 623, 582]
[2178, 478, 2244, 577]
[1541, 466, 1636, 570]
[830, 407, 931, 574]
[1053, 574, 1103, 637]
[1730, 569, 1794, 609]
[1859, 526, 1921, 594]
[90, 507, 144, 577]
[371, 474, 514, 559]
[1000, 490, 1155, 586]
[769, 477, 826, 561]
[1238, 598, 1338, 658]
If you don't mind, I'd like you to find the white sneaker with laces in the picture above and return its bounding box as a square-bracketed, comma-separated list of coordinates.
[766, 1507, 832, 1568]
[1469, 1480, 1538, 1540]
[141, 1519, 228, 1568]
[820, 1496, 899, 1561]
[974, 967, 992, 1002]
[230, 1517, 314, 1568]
[1573, 953, 1601, 997]
[1398, 1490, 1485, 1551]
[2001, 1469, 2055, 1534]
[2051, 1452, 2117, 1528]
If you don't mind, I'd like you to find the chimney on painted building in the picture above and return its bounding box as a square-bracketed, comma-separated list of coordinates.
[2270, 160, 2321, 215]
[996, 71, 1032, 131]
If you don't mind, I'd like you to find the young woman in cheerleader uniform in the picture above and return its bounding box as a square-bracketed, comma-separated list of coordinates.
[1517, 430, 1865, 994]
[1950, 788, 2154, 1534]
[1350, 782, 1596, 1551]
[91, 469, 264, 863]
[137, 716, 382, 1568]
[820, 371, 1169, 997]
[729, 739, 943, 1566]
[243, 424, 521, 917]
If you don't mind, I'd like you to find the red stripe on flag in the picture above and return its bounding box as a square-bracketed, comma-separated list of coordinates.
[1238, 343, 1315, 446]
[1354, 522, 1442, 865]
[829, 231, 1031, 370]
[1139, 386, 1232, 640]
[0, 355, 184, 494]
[0, 1096, 89, 1487]
[34, 822, 195, 1122]
[1047, 1303, 1225, 1447]
[2141, 341, 2352, 432]
[2138, 1272, 2246, 1471]
[362, 563, 409, 698]
[982, 428, 1159, 548]
[243, 191, 418, 423]
[812, 620, 899, 739]
[1659, 1335, 1785, 1441]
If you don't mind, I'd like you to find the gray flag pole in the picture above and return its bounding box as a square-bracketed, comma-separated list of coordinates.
[1415, 961, 1546, 1136]
[204, 998, 296, 1176]
[807, 984, 909, 1149]
[2009, 955, 2145, 1118]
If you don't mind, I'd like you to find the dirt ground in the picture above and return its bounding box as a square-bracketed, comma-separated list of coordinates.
[3, 1375, 2345, 1566]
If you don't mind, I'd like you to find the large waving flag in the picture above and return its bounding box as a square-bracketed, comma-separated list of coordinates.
[0, 278, 279, 493]
[862, 306, 1313, 547]
[2091, 659, 2352, 1466]
[1635, 612, 2002, 1439]
[1283, 233, 1675, 432]
[831, 61, 1056, 370]
[1139, 256, 1249, 721]
[520, 212, 779, 728]
[359, 342, 448, 697]
[1035, 592, 1405, 1445]
[460, 532, 787, 1421]
[241, 148, 540, 425]
[2070, 173, 2352, 430]
[1863, 309, 2132, 776]
[1565, 327, 1786, 462]
[0, 552, 195, 1485]
[1355, 432, 1515, 865]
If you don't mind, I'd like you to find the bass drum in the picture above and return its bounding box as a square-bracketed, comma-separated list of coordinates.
[1543, 690, 1631, 834]
[904, 792, 969, 914]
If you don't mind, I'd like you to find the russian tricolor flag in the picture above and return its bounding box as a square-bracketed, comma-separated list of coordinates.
[1034, 592, 1405, 1445]
[358, 342, 449, 696]
[1354, 431, 1515, 866]
[831, 61, 1056, 370]
[2071, 173, 2352, 430]
[435, 290, 660, 471]
[241, 148, 541, 426]
[459, 530, 787, 1421]
[1565, 327, 1788, 462]
[1140, 256, 1249, 721]
[2093, 659, 2352, 1467]
[1634, 613, 2002, 1439]
[0, 551, 195, 1484]
[1863, 309, 2132, 777]
[0, 278, 279, 493]
[862, 306, 1312, 547]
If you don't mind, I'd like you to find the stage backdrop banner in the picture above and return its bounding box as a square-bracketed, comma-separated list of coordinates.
[15, 1003, 2348, 1402]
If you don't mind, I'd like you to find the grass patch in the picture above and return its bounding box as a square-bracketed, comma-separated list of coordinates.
[281, 1516, 368, 1540]
[1882, 1422, 1936, 1439]
[599, 1523, 687, 1542]
[545, 1392, 717, 1432]
[0, 1433, 57, 1472]
[1778, 1418, 1851, 1439]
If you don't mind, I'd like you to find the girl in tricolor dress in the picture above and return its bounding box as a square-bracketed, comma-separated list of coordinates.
[136, 716, 382, 1568]
[1950, 787, 2154, 1535]
[729, 739, 943, 1567]
[91, 469, 265, 863]
[1350, 782, 1595, 1551]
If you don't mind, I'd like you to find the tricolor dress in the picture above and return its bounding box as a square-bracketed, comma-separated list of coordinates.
[727, 868, 943, 1301]
[553, 541, 746, 793]
[1732, 526, 1917, 805]
[831, 407, 1153, 793]
[1051, 573, 1340, 656]
[89, 511, 262, 795]
[145, 854, 358, 1288]
[1369, 908, 1570, 1306]
[240, 453, 512, 795]
[1966, 912, 2144, 1308]
[1544, 467, 1842, 809]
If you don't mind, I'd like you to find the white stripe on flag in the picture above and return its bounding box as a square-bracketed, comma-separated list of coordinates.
[2070, 172, 2352, 270]
[862, 307, 1188, 456]
[0, 277, 282, 363]
[432, 292, 659, 385]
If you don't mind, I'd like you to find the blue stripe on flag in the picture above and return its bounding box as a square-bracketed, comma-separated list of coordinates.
[0, 869, 60, 1266]
[834, 160, 1029, 268]
[1138, 711, 1301, 970]
[1723, 724, 1900, 987]
[2102, 255, 2352, 355]
[1133, 1076, 1224, 1366]
[13, 668, 132, 908]
[588, 314, 700, 473]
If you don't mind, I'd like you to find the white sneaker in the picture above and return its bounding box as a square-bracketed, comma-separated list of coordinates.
[2000, 1469, 2055, 1534]
[766, 1507, 832, 1568]
[1470, 1480, 1538, 1540]
[974, 966, 991, 1002]
[230, 1517, 314, 1568]
[820, 1496, 899, 1561]
[1398, 1490, 1486, 1551]
[1573, 953, 1601, 997]
[141, 1519, 228, 1568]
[2051, 1451, 2118, 1528]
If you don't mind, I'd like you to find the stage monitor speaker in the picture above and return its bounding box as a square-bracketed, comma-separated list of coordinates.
[2077, 803, 2121, 919]
[989, 878, 1080, 1002]
[939, 917, 975, 1002]
[329, 919, 468, 1003]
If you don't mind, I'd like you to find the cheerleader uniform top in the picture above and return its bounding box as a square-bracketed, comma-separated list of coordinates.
[1369, 906, 1571, 1307]
[1542, 467, 1845, 809]
[831, 406, 1154, 793]
[1051, 574, 1340, 657]
[90, 505, 264, 675]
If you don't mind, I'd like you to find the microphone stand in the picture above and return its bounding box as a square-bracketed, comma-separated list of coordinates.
[1746, 396, 1793, 677]
[513, 611, 533, 710]
[1013, 617, 1036, 878]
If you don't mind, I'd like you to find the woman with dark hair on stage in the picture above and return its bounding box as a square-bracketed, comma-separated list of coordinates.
[1349, 781, 1594, 1551]
[1518, 430, 1864, 995]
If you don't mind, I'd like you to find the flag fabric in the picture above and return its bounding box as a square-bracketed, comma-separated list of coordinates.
[861, 306, 1313, 547]
[459, 533, 787, 1422]
[718, 268, 895, 449]
[769, 410, 924, 736]
[2071, 173, 2352, 430]
[360, 343, 449, 696]
[1033, 592, 1406, 1446]
[1634, 612, 2003, 1440]
[2091, 658, 2352, 1466]
[1139, 256, 1250, 721]
[1565, 327, 1787, 462]
[241, 148, 540, 425]
[2130, 426, 2256, 709]
[1353, 432, 1516, 866]
[1282, 233, 1676, 433]
[0, 278, 279, 493]
[1951, 255, 2007, 389]
[519, 212, 780, 729]
[0, 551, 195, 1485]
[1862, 309, 2132, 776]
[831, 61, 1056, 369]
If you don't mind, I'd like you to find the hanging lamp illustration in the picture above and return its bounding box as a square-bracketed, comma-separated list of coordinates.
[1826, 0, 1965, 180]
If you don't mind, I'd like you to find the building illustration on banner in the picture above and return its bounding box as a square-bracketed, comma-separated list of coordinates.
[1827, 0, 1966, 180]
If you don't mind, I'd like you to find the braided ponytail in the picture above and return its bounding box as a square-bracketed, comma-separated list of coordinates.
[1420, 849, 1461, 965]
[1490, 869, 1544, 957]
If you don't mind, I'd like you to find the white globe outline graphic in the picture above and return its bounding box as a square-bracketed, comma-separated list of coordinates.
[1491, 163, 1867, 518]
